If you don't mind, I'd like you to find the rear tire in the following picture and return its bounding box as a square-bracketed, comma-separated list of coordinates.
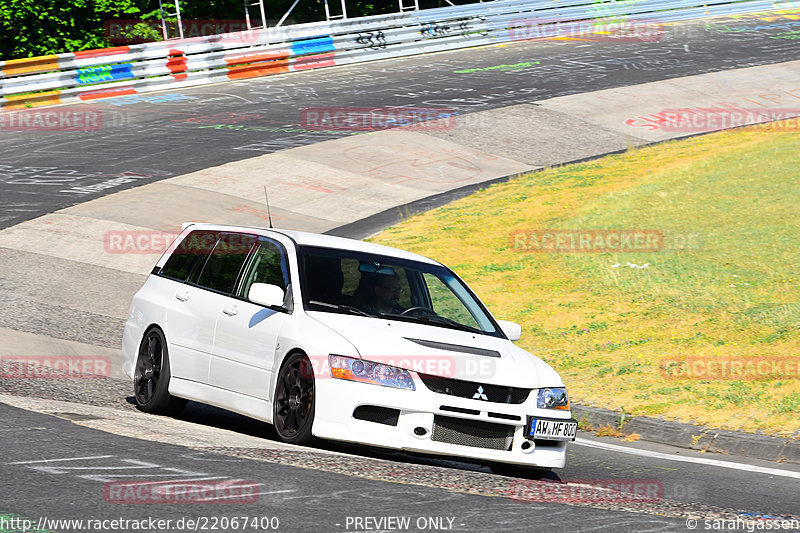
[133, 327, 187, 415]
[273, 352, 315, 445]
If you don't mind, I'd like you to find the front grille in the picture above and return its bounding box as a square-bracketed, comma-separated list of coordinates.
[431, 415, 514, 451]
[418, 374, 531, 404]
[352, 405, 400, 426]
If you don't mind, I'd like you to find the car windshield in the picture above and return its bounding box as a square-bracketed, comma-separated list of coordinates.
[298, 245, 502, 337]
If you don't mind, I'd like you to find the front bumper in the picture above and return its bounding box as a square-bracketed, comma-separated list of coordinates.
[312, 375, 572, 468]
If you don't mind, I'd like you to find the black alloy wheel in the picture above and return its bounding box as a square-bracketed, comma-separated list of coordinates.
[133, 327, 187, 415]
[274, 352, 315, 444]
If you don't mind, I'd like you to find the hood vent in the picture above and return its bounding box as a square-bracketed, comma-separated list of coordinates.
[404, 338, 500, 358]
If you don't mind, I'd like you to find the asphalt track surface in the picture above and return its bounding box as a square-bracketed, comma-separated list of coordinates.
[1, 15, 800, 229]
[2, 13, 800, 532]
[3, 401, 800, 533]
[2, 403, 686, 533]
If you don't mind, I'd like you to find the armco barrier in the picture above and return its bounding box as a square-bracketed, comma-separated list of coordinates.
[0, 0, 788, 110]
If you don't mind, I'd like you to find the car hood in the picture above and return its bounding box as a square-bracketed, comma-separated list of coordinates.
[307, 312, 563, 389]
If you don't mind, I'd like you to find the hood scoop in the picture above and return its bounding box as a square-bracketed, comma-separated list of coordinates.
[404, 338, 501, 358]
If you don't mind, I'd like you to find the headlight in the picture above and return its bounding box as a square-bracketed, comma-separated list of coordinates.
[329, 355, 415, 391]
[537, 387, 569, 410]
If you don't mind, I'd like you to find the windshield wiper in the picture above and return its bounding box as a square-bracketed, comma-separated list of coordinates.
[309, 300, 372, 317]
[380, 312, 482, 334]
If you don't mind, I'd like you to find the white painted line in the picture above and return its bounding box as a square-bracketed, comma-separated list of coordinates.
[95, 476, 231, 484]
[250, 489, 296, 497]
[8, 454, 114, 464]
[574, 438, 800, 480]
[81, 473, 216, 482]
[39, 465, 156, 470]
[25, 458, 163, 475]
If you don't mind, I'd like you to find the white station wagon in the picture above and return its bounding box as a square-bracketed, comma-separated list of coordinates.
[122, 223, 577, 470]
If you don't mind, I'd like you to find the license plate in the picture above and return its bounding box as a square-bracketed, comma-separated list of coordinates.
[525, 416, 578, 441]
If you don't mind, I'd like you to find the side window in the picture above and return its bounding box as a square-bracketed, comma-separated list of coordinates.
[304, 255, 345, 305]
[160, 230, 218, 282]
[238, 238, 289, 299]
[422, 273, 480, 329]
[340, 258, 361, 297]
[193, 233, 257, 294]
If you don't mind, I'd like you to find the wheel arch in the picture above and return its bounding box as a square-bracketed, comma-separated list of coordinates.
[270, 347, 310, 402]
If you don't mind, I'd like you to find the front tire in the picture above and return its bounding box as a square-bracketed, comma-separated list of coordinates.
[273, 352, 315, 445]
[133, 327, 187, 415]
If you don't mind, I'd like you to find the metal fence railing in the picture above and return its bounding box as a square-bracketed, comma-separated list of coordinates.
[0, 0, 785, 110]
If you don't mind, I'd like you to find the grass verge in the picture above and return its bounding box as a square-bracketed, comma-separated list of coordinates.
[369, 125, 800, 437]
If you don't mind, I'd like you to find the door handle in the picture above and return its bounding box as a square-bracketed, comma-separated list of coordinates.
[222, 305, 238, 316]
[175, 290, 190, 302]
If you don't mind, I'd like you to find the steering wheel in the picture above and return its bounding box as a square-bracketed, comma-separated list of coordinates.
[401, 306, 436, 316]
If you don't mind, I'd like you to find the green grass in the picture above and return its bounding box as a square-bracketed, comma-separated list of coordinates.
[370, 125, 800, 437]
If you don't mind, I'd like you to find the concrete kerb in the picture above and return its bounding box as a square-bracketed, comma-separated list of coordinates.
[325, 139, 648, 240]
[325, 172, 529, 240]
[572, 405, 800, 465]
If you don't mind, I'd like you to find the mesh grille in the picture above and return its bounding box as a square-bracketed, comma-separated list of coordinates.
[419, 374, 531, 404]
[431, 415, 514, 451]
[352, 405, 400, 426]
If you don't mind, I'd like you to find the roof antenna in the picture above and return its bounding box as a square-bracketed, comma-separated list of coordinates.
[263, 186, 274, 229]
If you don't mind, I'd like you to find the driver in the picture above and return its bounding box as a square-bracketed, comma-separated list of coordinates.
[362, 273, 404, 315]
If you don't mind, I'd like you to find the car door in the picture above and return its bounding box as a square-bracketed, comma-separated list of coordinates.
[166, 231, 256, 384]
[209, 236, 292, 400]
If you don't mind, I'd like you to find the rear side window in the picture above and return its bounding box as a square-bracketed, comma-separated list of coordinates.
[193, 233, 257, 294]
[160, 230, 218, 281]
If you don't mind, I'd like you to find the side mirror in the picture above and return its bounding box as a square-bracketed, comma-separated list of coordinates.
[497, 319, 522, 341]
[249, 283, 285, 308]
